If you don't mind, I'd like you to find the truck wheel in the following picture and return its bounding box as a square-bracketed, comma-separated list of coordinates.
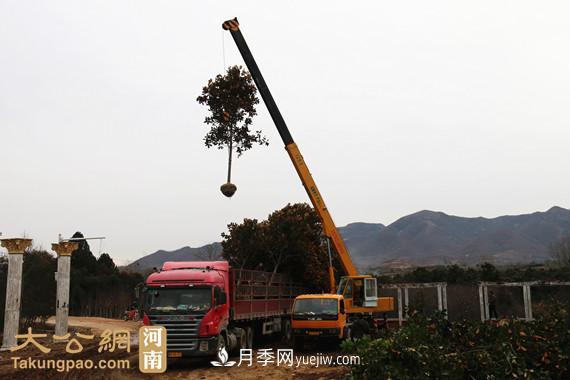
[282, 319, 292, 343]
[349, 319, 369, 339]
[293, 335, 304, 351]
[245, 326, 253, 349]
[217, 334, 227, 354]
[238, 329, 247, 350]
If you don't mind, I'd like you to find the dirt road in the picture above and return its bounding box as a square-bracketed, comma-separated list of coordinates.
[46, 316, 140, 335]
[0, 317, 350, 380]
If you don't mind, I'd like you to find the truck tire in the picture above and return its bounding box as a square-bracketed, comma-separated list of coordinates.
[349, 319, 369, 339]
[245, 326, 254, 349]
[282, 319, 292, 343]
[238, 329, 247, 350]
[217, 334, 227, 354]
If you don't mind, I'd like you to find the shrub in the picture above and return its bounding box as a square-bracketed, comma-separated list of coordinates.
[342, 305, 569, 379]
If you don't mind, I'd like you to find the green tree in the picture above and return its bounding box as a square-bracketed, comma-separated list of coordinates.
[197, 65, 267, 197]
[479, 262, 500, 281]
[20, 250, 57, 327]
[221, 203, 333, 291]
[97, 253, 118, 275]
[221, 218, 266, 274]
[69, 232, 142, 318]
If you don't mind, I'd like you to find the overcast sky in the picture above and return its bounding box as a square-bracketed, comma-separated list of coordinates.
[1, 1, 569, 264]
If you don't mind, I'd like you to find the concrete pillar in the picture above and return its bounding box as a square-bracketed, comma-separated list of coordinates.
[437, 285, 443, 311]
[483, 285, 490, 320]
[397, 287, 403, 326]
[478, 283, 486, 322]
[403, 287, 409, 318]
[522, 284, 533, 321]
[1, 238, 32, 350]
[51, 242, 78, 338]
[442, 285, 448, 319]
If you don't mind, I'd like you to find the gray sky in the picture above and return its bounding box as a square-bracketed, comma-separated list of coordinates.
[1, 1, 569, 264]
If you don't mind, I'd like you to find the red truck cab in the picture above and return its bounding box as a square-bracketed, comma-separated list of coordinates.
[142, 261, 231, 357]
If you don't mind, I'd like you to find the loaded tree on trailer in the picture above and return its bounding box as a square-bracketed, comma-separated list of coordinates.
[221, 18, 395, 347]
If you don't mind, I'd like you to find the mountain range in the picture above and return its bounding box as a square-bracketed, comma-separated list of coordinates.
[126, 206, 570, 272]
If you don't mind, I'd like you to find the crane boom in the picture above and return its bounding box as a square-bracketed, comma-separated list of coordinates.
[222, 18, 358, 289]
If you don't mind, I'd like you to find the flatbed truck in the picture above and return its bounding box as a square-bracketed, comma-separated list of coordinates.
[142, 261, 303, 358]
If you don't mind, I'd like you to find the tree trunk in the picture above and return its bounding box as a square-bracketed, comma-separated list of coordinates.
[227, 131, 233, 183]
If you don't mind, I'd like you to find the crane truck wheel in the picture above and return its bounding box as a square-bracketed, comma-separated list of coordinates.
[349, 319, 369, 339]
[293, 335, 304, 351]
[282, 319, 292, 343]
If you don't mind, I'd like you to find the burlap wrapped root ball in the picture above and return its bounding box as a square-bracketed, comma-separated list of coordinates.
[220, 182, 237, 197]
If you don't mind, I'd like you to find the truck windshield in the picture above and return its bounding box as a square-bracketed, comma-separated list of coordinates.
[146, 287, 211, 313]
[293, 298, 338, 320]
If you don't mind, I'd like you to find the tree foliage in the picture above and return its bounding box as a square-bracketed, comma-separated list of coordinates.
[69, 232, 143, 318]
[378, 263, 570, 285]
[197, 65, 267, 156]
[221, 203, 335, 291]
[343, 304, 570, 379]
[21, 250, 57, 327]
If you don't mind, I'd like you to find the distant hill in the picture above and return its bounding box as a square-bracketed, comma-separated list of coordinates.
[339, 206, 570, 270]
[125, 243, 222, 273]
[126, 207, 570, 273]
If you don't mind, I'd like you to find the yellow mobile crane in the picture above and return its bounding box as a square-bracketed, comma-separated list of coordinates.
[222, 18, 394, 344]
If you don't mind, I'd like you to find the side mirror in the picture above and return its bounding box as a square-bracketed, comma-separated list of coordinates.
[220, 291, 227, 305]
[340, 300, 345, 314]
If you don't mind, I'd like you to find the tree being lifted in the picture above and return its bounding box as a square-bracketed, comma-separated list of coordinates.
[197, 65, 268, 197]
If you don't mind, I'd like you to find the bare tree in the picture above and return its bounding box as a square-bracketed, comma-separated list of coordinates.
[194, 244, 222, 261]
[550, 235, 570, 267]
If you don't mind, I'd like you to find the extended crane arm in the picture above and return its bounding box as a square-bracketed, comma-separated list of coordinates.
[222, 18, 358, 289]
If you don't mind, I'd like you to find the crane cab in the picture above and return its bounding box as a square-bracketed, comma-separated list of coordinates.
[337, 275, 394, 314]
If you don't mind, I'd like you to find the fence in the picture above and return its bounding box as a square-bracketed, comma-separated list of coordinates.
[380, 282, 447, 325]
[478, 281, 570, 321]
[378, 281, 570, 324]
